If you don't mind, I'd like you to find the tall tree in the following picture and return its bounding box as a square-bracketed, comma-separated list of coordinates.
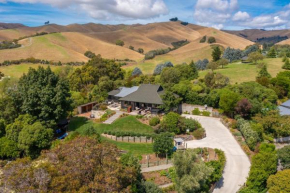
[212, 46, 222, 62]
[13, 67, 72, 127]
[173, 149, 213, 193]
[248, 52, 264, 64]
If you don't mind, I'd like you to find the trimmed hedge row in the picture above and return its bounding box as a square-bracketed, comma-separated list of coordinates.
[103, 131, 156, 139]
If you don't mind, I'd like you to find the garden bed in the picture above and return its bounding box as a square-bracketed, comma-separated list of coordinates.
[142, 169, 173, 186]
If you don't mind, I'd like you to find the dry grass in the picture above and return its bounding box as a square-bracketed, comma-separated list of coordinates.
[0, 32, 144, 62]
[277, 39, 290, 45]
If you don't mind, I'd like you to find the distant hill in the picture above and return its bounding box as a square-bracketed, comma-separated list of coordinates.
[0, 22, 253, 63]
[225, 29, 290, 44]
[0, 23, 25, 30]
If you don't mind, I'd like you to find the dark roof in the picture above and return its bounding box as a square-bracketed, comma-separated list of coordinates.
[108, 89, 121, 96]
[120, 84, 164, 105]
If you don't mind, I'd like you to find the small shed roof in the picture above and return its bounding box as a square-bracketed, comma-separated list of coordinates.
[174, 138, 184, 143]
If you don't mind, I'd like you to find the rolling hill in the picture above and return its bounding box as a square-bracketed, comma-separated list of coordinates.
[0, 22, 253, 69]
[225, 29, 290, 44]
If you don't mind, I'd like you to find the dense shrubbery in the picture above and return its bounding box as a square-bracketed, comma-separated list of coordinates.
[116, 39, 124, 46]
[153, 61, 174, 75]
[180, 22, 188, 26]
[236, 118, 260, 150]
[173, 149, 213, 193]
[195, 59, 209, 70]
[0, 41, 21, 50]
[170, 17, 178, 21]
[84, 50, 96, 58]
[267, 169, 290, 193]
[149, 117, 160, 126]
[240, 143, 277, 193]
[0, 137, 140, 192]
[171, 40, 189, 49]
[206, 149, 226, 186]
[207, 37, 216, 44]
[222, 47, 243, 62]
[200, 36, 207, 43]
[104, 130, 155, 138]
[132, 67, 143, 77]
[153, 132, 174, 156]
[145, 48, 171, 60]
[277, 146, 290, 169]
[0, 57, 85, 66]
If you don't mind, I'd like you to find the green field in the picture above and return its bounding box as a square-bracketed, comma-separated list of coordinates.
[0, 63, 69, 79]
[199, 58, 285, 83]
[68, 116, 155, 156]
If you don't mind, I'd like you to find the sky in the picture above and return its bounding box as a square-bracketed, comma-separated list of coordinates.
[0, 0, 290, 30]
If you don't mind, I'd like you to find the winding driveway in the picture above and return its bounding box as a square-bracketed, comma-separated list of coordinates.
[183, 115, 251, 193]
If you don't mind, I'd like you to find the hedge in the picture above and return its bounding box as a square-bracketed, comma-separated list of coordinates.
[103, 131, 156, 139]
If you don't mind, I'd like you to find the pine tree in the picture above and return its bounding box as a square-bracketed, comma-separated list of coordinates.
[212, 46, 222, 62]
[257, 65, 271, 78]
[282, 58, 290, 70]
[267, 47, 276, 58]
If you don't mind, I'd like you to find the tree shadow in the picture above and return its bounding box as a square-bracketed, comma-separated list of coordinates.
[68, 117, 90, 132]
[214, 176, 225, 190]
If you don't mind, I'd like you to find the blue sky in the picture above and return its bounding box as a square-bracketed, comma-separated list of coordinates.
[0, 0, 290, 30]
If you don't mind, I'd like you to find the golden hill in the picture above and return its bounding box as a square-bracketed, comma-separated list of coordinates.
[0, 22, 253, 64]
[277, 39, 290, 45]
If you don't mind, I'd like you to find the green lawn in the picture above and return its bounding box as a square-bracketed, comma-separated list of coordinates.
[0, 63, 70, 79]
[199, 58, 285, 84]
[69, 115, 154, 134]
[102, 137, 154, 156]
[68, 116, 155, 156]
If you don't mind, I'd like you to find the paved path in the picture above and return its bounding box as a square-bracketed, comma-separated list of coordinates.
[183, 115, 251, 193]
[103, 111, 123, 124]
[159, 183, 173, 188]
[141, 164, 173, 173]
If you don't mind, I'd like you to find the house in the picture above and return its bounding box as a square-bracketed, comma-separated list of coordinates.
[278, 100, 290, 116]
[108, 84, 180, 114]
[241, 56, 249, 63]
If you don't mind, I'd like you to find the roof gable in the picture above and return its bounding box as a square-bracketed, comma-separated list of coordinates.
[120, 84, 164, 105]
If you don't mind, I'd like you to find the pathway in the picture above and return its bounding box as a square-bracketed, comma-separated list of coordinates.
[103, 111, 123, 124]
[141, 163, 173, 173]
[183, 115, 251, 193]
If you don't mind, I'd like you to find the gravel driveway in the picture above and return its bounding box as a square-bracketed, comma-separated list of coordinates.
[183, 115, 251, 193]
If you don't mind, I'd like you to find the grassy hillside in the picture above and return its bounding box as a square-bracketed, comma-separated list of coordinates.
[0, 63, 69, 79]
[277, 39, 290, 45]
[199, 58, 284, 84]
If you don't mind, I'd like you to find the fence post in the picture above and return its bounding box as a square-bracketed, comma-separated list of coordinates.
[166, 153, 168, 164]
[157, 154, 159, 166]
[147, 155, 149, 168]
[134, 136, 135, 142]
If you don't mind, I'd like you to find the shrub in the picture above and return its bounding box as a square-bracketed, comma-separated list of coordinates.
[0, 137, 20, 159]
[116, 40, 124, 46]
[202, 111, 210, 116]
[138, 48, 144, 54]
[222, 47, 243, 62]
[184, 118, 201, 132]
[170, 17, 178, 22]
[129, 45, 134, 50]
[145, 48, 171, 60]
[200, 36, 207, 43]
[131, 67, 143, 76]
[193, 128, 205, 139]
[239, 121, 260, 151]
[84, 51, 96, 58]
[149, 117, 160, 126]
[277, 146, 290, 169]
[208, 37, 216, 44]
[141, 181, 162, 193]
[153, 61, 174, 75]
[192, 108, 201, 115]
[195, 59, 209, 70]
[153, 132, 174, 156]
[180, 22, 189, 26]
